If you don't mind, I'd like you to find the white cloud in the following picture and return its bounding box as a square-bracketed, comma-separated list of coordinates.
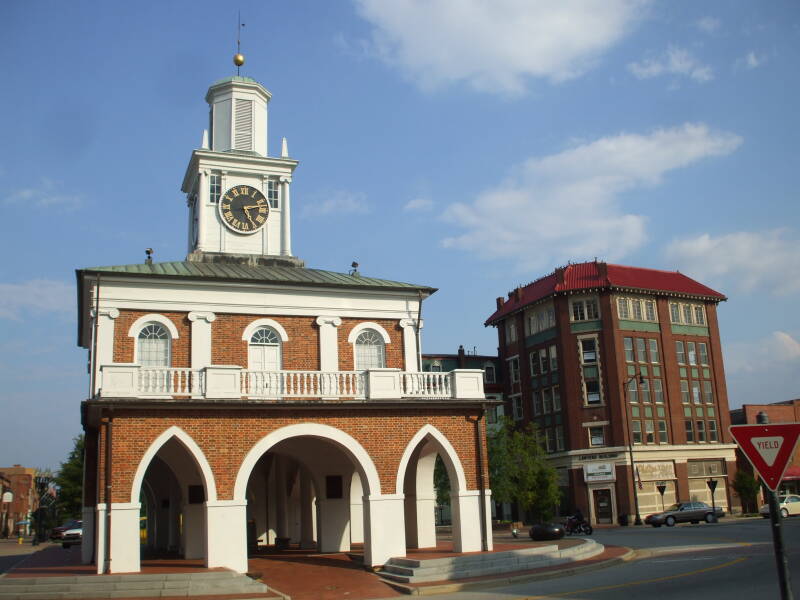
[724, 331, 800, 375]
[737, 51, 766, 70]
[0, 280, 74, 320]
[3, 179, 83, 211]
[300, 190, 370, 217]
[403, 197, 433, 212]
[442, 123, 741, 271]
[628, 46, 713, 83]
[664, 229, 800, 295]
[694, 16, 720, 34]
[354, 0, 646, 95]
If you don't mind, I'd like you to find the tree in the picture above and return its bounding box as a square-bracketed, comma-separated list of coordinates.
[732, 469, 761, 514]
[433, 454, 450, 506]
[488, 417, 561, 523]
[55, 435, 84, 520]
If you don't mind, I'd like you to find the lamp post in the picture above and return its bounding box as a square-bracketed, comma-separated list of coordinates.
[622, 373, 644, 525]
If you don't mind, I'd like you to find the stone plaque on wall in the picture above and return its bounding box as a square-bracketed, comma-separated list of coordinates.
[637, 461, 676, 481]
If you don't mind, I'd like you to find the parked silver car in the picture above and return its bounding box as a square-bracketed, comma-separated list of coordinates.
[759, 494, 800, 518]
[645, 501, 725, 527]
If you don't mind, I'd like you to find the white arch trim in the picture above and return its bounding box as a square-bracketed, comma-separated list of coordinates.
[347, 322, 391, 344]
[127, 314, 180, 339]
[241, 318, 289, 342]
[129, 426, 218, 503]
[234, 423, 381, 501]
[395, 424, 468, 494]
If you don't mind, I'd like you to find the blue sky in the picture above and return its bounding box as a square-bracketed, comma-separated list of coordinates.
[1, 1, 798, 469]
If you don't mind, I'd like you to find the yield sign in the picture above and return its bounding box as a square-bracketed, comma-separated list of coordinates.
[730, 423, 800, 491]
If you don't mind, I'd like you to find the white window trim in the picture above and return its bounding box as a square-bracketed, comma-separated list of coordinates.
[506, 354, 520, 384]
[242, 318, 289, 342]
[347, 322, 391, 344]
[616, 295, 659, 323]
[128, 314, 180, 340]
[570, 295, 600, 322]
[577, 334, 604, 406]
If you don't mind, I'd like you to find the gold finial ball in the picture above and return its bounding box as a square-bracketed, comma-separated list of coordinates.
[233, 53, 245, 67]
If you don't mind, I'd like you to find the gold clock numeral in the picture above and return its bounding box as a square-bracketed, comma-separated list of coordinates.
[221, 203, 231, 211]
[256, 215, 265, 224]
[224, 211, 234, 222]
[258, 207, 267, 214]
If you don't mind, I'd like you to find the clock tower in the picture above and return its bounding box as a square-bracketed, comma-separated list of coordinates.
[181, 75, 303, 267]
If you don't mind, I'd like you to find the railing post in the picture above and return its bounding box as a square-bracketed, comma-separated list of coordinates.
[365, 369, 402, 400]
[450, 369, 485, 399]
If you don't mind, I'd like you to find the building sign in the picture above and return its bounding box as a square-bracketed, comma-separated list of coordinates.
[577, 452, 620, 462]
[1, 491, 12, 503]
[688, 459, 726, 478]
[637, 461, 676, 481]
[584, 462, 616, 482]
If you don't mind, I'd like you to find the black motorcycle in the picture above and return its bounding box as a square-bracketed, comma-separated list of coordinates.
[564, 516, 593, 535]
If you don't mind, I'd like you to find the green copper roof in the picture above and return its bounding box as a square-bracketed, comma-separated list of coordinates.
[78, 261, 436, 293]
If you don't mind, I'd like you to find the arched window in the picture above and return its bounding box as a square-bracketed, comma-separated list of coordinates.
[137, 323, 171, 367]
[355, 329, 385, 370]
[248, 326, 282, 371]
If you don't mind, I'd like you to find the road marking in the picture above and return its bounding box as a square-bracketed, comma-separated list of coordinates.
[522, 556, 747, 599]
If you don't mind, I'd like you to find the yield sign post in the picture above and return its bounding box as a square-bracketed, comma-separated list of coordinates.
[730, 423, 800, 600]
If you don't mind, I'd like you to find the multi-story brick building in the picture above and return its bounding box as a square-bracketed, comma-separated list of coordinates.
[0, 465, 36, 536]
[76, 71, 492, 574]
[731, 399, 800, 498]
[485, 260, 739, 525]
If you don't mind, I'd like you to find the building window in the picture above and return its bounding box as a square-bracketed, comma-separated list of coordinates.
[645, 420, 655, 444]
[627, 378, 638, 403]
[487, 406, 498, 424]
[680, 380, 690, 403]
[505, 320, 517, 343]
[645, 300, 656, 321]
[355, 329, 385, 370]
[552, 386, 561, 412]
[676, 341, 686, 364]
[430, 362, 442, 372]
[137, 323, 171, 366]
[687, 342, 697, 365]
[618, 297, 658, 322]
[508, 357, 520, 383]
[249, 326, 282, 371]
[691, 381, 701, 405]
[708, 420, 718, 442]
[640, 378, 651, 403]
[649, 339, 660, 363]
[580, 338, 597, 363]
[653, 379, 664, 403]
[624, 337, 634, 362]
[528, 304, 556, 335]
[669, 301, 706, 325]
[539, 348, 548, 374]
[483, 364, 496, 384]
[530, 351, 539, 376]
[532, 392, 542, 416]
[512, 395, 523, 420]
[696, 420, 706, 442]
[209, 174, 221, 203]
[571, 298, 599, 321]
[266, 178, 279, 208]
[549, 344, 558, 371]
[694, 306, 706, 325]
[658, 420, 668, 443]
[636, 338, 647, 363]
[698, 343, 709, 365]
[545, 429, 555, 453]
[632, 421, 642, 444]
[589, 426, 605, 447]
[542, 388, 553, 414]
[555, 426, 565, 451]
[703, 380, 713, 404]
[685, 420, 695, 442]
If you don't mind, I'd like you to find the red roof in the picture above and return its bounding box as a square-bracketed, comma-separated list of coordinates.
[485, 261, 725, 325]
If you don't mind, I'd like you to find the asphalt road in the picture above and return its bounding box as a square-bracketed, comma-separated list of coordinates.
[422, 517, 800, 600]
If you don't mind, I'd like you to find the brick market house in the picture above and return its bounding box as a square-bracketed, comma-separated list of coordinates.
[76, 73, 492, 574]
[485, 261, 740, 526]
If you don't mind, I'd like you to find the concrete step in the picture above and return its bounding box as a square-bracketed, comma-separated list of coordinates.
[378, 540, 604, 584]
[0, 571, 272, 600]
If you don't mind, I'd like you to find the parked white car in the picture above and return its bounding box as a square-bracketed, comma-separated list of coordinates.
[760, 494, 800, 518]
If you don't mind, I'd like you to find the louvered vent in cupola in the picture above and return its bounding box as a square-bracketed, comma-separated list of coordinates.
[234, 99, 253, 151]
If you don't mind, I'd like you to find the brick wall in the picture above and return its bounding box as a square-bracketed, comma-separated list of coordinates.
[113, 311, 190, 367]
[94, 407, 489, 503]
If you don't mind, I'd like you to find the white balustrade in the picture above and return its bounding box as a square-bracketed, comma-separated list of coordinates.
[99, 366, 482, 401]
[137, 368, 203, 396]
[401, 371, 452, 398]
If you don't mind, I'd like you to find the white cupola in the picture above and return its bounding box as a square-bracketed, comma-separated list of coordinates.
[206, 76, 272, 157]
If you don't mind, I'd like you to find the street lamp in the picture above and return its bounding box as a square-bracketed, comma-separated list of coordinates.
[622, 373, 644, 526]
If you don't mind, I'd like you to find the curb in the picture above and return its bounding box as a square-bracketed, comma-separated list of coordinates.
[384, 546, 635, 596]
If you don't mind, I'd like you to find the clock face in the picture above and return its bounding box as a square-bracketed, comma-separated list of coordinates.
[218, 185, 270, 234]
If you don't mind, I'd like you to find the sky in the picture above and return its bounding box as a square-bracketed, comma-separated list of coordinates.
[1, 1, 799, 470]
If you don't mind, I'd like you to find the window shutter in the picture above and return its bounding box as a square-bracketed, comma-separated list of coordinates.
[234, 99, 253, 150]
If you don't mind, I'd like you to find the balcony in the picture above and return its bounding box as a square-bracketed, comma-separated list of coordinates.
[97, 365, 486, 402]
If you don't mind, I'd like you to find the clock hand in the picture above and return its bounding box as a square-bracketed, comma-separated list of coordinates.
[242, 206, 257, 228]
